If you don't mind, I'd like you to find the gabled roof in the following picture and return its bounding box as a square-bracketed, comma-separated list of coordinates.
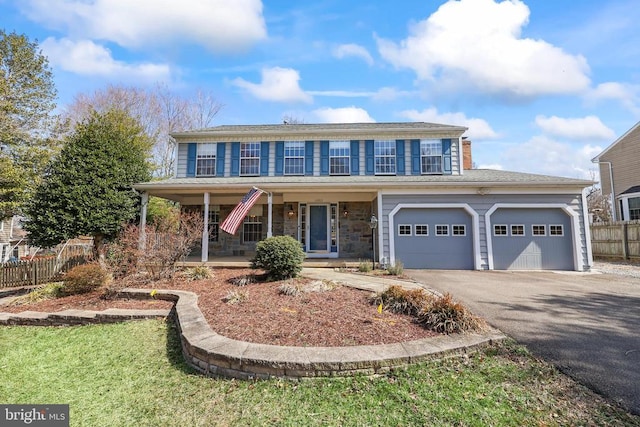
[171, 122, 467, 138]
[592, 120, 640, 162]
[620, 185, 640, 195]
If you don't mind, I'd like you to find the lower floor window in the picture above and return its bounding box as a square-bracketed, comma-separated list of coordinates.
[435, 224, 449, 236]
[208, 210, 219, 242]
[415, 225, 429, 236]
[494, 224, 507, 236]
[511, 225, 525, 236]
[629, 197, 640, 220]
[243, 216, 262, 242]
[452, 225, 466, 236]
[398, 224, 412, 236]
[549, 225, 564, 236]
[532, 225, 546, 236]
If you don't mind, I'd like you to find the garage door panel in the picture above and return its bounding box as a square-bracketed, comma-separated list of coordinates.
[394, 208, 473, 269]
[491, 209, 573, 270]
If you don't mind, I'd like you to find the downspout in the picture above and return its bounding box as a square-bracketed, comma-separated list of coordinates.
[593, 160, 616, 221]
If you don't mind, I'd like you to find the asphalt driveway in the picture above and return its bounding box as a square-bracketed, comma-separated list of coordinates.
[405, 268, 640, 415]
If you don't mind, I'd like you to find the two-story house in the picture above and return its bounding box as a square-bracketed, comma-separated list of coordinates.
[592, 121, 640, 222]
[134, 122, 593, 271]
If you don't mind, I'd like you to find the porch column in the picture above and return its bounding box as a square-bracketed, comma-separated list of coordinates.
[202, 192, 210, 262]
[138, 191, 149, 251]
[267, 192, 273, 238]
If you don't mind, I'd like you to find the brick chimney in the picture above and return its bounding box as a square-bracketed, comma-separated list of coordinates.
[462, 138, 473, 170]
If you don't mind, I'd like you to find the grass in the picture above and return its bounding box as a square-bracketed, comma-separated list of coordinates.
[1, 320, 638, 426]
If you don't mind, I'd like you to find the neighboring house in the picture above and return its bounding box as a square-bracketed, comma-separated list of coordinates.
[134, 122, 593, 271]
[0, 216, 34, 262]
[592, 121, 640, 222]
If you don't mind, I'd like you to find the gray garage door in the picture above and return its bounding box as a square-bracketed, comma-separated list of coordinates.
[393, 208, 474, 269]
[490, 208, 574, 270]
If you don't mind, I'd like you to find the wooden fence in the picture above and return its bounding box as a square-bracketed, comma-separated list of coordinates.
[0, 254, 91, 288]
[590, 221, 640, 260]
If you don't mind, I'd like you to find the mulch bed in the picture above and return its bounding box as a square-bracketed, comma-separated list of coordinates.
[2, 268, 438, 347]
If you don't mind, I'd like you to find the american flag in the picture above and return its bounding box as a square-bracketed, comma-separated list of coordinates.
[220, 187, 265, 235]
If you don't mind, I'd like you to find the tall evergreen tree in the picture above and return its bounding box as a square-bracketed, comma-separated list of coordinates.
[25, 110, 152, 257]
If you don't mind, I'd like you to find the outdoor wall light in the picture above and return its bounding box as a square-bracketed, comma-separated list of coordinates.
[287, 204, 296, 218]
[342, 205, 349, 217]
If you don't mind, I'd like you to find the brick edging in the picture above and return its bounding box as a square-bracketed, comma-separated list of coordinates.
[121, 288, 506, 380]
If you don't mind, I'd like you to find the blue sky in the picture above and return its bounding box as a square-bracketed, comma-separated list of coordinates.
[2, 0, 639, 180]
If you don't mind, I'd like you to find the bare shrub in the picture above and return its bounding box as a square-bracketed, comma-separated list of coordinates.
[223, 290, 248, 304]
[370, 285, 434, 316]
[229, 274, 256, 287]
[278, 283, 302, 296]
[105, 210, 204, 281]
[417, 293, 487, 334]
[184, 265, 212, 281]
[62, 263, 110, 295]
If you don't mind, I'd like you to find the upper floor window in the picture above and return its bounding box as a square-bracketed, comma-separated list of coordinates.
[284, 141, 305, 175]
[421, 140, 442, 174]
[375, 140, 396, 175]
[329, 141, 350, 175]
[240, 142, 260, 176]
[196, 143, 216, 177]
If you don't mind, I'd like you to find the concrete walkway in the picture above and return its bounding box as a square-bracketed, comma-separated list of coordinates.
[404, 268, 640, 415]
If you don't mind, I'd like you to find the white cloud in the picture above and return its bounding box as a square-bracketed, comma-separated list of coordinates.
[477, 163, 504, 170]
[535, 115, 615, 141]
[585, 82, 640, 114]
[399, 107, 498, 139]
[22, 0, 266, 53]
[312, 107, 375, 123]
[232, 67, 312, 103]
[41, 37, 170, 81]
[333, 43, 374, 65]
[502, 136, 601, 179]
[376, 0, 590, 97]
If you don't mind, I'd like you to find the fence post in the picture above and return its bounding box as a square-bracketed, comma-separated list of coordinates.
[622, 223, 629, 260]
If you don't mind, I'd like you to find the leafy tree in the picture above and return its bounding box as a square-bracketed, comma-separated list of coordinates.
[0, 30, 61, 218]
[0, 30, 57, 146]
[25, 109, 152, 258]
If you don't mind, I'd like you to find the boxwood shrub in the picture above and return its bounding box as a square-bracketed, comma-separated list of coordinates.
[251, 236, 305, 280]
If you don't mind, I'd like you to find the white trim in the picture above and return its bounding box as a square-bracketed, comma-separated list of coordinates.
[201, 192, 210, 262]
[139, 192, 149, 252]
[484, 203, 582, 271]
[531, 224, 546, 236]
[267, 192, 273, 238]
[376, 191, 383, 265]
[510, 224, 525, 236]
[581, 187, 594, 269]
[398, 224, 412, 236]
[388, 203, 481, 270]
[435, 224, 450, 236]
[457, 136, 464, 175]
[493, 224, 507, 236]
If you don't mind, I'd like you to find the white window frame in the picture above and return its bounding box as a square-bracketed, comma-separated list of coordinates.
[240, 142, 260, 176]
[415, 224, 429, 236]
[242, 215, 262, 242]
[329, 141, 350, 175]
[549, 225, 564, 236]
[208, 208, 220, 242]
[398, 224, 412, 236]
[374, 140, 396, 175]
[435, 224, 449, 236]
[511, 224, 525, 236]
[284, 141, 305, 175]
[532, 224, 546, 236]
[420, 139, 443, 174]
[452, 224, 466, 236]
[629, 197, 640, 221]
[494, 224, 507, 236]
[196, 143, 216, 177]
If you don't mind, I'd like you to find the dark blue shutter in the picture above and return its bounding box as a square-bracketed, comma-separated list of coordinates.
[186, 143, 197, 177]
[442, 139, 452, 175]
[320, 141, 329, 176]
[230, 142, 240, 176]
[275, 142, 284, 176]
[216, 143, 225, 177]
[350, 140, 359, 175]
[365, 140, 374, 175]
[410, 139, 421, 175]
[305, 141, 314, 175]
[260, 142, 269, 176]
[395, 139, 405, 175]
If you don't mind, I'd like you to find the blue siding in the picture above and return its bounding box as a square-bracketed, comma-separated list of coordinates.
[275, 141, 284, 176]
[365, 140, 374, 175]
[350, 140, 360, 175]
[260, 141, 270, 176]
[305, 141, 314, 175]
[320, 140, 329, 176]
[395, 139, 405, 175]
[186, 143, 197, 177]
[410, 139, 421, 175]
[216, 143, 225, 177]
[230, 142, 240, 176]
[442, 139, 452, 175]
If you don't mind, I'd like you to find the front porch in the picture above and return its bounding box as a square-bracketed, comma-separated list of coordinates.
[178, 256, 367, 269]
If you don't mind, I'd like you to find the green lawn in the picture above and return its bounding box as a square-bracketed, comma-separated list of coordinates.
[1, 320, 637, 426]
